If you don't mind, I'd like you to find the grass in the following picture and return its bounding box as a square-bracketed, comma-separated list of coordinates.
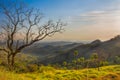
[0, 65, 120, 80]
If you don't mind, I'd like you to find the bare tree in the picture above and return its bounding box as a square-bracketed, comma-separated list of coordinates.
[0, 2, 65, 70]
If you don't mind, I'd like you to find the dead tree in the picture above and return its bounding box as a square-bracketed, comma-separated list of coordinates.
[0, 2, 65, 70]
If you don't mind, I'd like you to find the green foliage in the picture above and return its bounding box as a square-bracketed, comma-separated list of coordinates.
[39, 66, 55, 73]
[74, 50, 79, 56]
[102, 73, 120, 80]
[14, 63, 29, 73]
[72, 60, 77, 64]
[100, 61, 109, 66]
[90, 53, 98, 60]
[0, 65, 120, 80]
[114, 56, 120, 64]
[27, 64, 39, 72]
[89, 74, 98, 78]
[63, 61, 67, 66]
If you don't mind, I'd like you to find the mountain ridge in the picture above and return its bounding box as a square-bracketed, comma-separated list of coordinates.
[39, 35, 120, 64]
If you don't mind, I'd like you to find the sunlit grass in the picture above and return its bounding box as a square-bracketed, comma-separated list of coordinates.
[0, 65, 120, 80]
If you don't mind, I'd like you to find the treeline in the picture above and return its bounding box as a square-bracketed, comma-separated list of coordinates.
[51, 51, 120, 70]
[0, 51, 120, 73]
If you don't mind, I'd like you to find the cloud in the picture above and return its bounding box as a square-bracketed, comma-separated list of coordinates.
[46, 1, 120, 41]
[66, 9, 120, 41]
[70, 9, 120, 25]
[49, 10, 120, 41]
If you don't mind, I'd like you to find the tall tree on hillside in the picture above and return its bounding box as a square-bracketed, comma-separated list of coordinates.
[73, 50, 79, 69]
[90, 53, 100, 71]
[0, 1, 65, 70]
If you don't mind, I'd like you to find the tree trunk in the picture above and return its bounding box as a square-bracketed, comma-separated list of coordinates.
[7, 54, 11, 65]
[7, 54, 12, 70]
[6, 53, 16, 70]
[11, 54, 15, 69]
[97, 61, 100, 71]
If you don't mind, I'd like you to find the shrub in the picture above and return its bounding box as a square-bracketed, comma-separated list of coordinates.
[27, 64, 39, 72]
[14, 63, 29, 73]
[39, 66, 55, 73]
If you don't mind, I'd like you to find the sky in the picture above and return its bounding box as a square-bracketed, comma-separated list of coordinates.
[1, 0, 120, 42]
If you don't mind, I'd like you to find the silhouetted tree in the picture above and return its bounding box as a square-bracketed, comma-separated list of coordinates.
[73, 50, 79, 69]
[77, 57, 85, 68]
[0, 1, 65, 70]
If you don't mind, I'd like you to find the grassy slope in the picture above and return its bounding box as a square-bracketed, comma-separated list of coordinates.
[0, 65, 120, 80]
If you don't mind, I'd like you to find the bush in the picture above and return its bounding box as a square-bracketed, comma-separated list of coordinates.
[27, 64, 39, 72]
[39, 66, 55, 73]
[14, 63, 29, 73]
[15, 65, 28, 73]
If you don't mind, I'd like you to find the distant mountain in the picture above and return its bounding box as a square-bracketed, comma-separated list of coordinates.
[0, 41, 5, 46]
[23, 42, 83, 60]
[0, 40, 83, 60]
[39, 35, 120, 64]
[32, 41, 77, 47]
[1, 35, 120, 65]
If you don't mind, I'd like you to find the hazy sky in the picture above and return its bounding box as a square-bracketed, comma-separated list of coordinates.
[2, 0, 120, 41]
